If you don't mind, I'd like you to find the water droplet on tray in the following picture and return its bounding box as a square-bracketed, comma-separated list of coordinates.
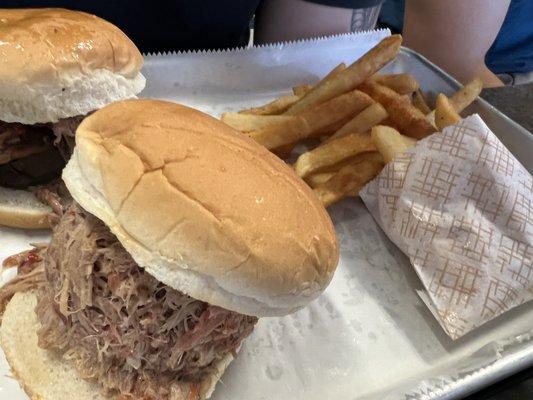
[265, 365, 283, 380]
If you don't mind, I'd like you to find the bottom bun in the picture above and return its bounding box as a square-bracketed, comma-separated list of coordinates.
[0, 291, 233, 400]
[0, 187, 51, 229]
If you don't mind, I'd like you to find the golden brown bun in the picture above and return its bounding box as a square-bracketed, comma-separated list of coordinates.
[0, 291, 232, 400]
[0, 8, 145, 124]
[0, 187, 51, 229]
[63, 99, 339, 317]
[0, 8, 142, 83]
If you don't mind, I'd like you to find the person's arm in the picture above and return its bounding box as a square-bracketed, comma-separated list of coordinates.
[403, 0, 510, 87]
[255, 0, 377, 44]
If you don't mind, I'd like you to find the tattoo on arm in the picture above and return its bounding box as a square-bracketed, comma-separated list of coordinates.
[351, 6, 381, 31]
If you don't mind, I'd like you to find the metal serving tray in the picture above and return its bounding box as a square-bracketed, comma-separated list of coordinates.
[1, 32, 531, 400]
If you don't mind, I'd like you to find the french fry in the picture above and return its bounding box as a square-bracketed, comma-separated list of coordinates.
[305, 172, 335, 188]
[292, 63, 347, 97]
[314, 152, 384, 207]
[221, 113, 293, 132]
[295, 133, 376, 178]
[246, 116, 302, 149]
[435, 93, 461, 131]
[293, 84, 313, 96]
[413, 89, 431, 114]
[370, 73, 420, 95]
[327, 102, 388, 142]
[285, 35, 402, 115]
[239, 94, 300, 115]
[309, 152, 371, 174]
[359, 81, 436, 139]
[248, 90, 373, 150]
[450, 78, 483, 112]
[426, 78, 482, 123]
[294, 89, 373, 138]
[312, 62, 347, 90]
[371, 125, 417, 163]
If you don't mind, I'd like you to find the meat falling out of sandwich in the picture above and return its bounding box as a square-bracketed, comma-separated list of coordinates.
[1, 204, 257, 398]
[0, 99, 339, 400]
[0, 8, 145, 229]
[0, 117, 82, 189]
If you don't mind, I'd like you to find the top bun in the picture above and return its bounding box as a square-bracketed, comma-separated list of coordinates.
[0, 8, 145, 124]
[63, 99, 339, 317]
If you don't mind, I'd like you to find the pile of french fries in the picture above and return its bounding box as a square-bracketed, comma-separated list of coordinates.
[221, 35, 483, 208]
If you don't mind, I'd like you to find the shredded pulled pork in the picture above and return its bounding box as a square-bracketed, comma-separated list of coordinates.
[6, 203, 256, 399]
[31, 180, 72, 226]
[0, 245, 46, 315]
[50, 115, 83, 161]
[0, 116, 83, 189]
[0, 121, 48, 165]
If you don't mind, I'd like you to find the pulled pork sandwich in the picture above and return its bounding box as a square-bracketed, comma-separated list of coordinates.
[0, 8, 145, 229]
[0, 100, 339, 400]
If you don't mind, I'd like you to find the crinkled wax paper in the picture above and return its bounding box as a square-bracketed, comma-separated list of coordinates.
[361, 115, 532, 339]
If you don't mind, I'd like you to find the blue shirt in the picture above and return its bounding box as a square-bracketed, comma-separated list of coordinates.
[486, 0, 533, 74]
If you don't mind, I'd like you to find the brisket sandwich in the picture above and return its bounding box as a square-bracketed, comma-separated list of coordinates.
[0, 8, 145, 229]
[0, 99, 339, 399]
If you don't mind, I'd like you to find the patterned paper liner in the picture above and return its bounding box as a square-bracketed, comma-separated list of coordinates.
[361, 114, 532, 339]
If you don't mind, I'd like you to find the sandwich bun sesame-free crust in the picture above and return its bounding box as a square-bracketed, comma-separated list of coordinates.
[0, 8, 145, 124]
[63, 99, 339, 317]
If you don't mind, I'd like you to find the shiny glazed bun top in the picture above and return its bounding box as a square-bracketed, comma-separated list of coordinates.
[0, 8, 142, 82]
[0, 8, 145, 123]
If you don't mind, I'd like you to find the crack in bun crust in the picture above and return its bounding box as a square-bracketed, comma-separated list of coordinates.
[63, 99, 339, 317]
